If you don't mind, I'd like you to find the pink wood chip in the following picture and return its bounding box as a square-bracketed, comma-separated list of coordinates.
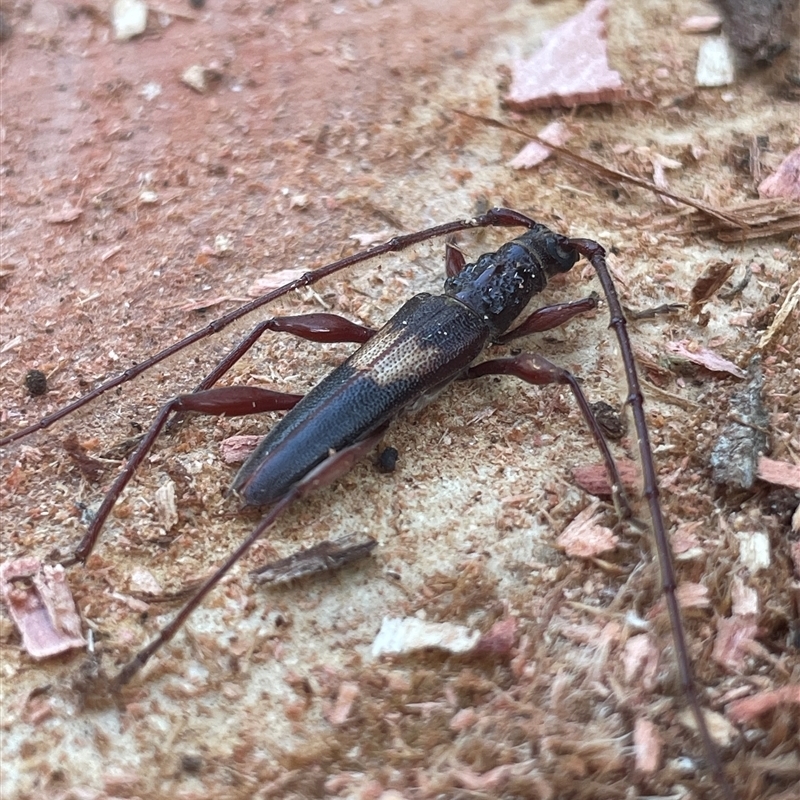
[758, 145, 800, 201]
[508, 120, 572, 169]
[505, 0, 626, 110]
[1, 557, 85, 658]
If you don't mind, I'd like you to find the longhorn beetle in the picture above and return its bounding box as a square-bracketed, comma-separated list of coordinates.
[0, 208, 734, 799]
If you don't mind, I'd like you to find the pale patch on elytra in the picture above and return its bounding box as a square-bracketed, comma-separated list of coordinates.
[349, 324, 441, 387]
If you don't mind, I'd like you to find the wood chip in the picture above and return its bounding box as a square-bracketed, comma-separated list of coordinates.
[556, 502, 619, 558]
[678, 707, 737, 746]
[695, 36, 735, 87]
[727, 685, 800, 725]
[633, 717, 663, 773]
[735, 530, 771, 572]
[666, 340, 746, 378]
[220, 434, 262, 464]
[572, 459, 640, 497]
[505, 0, 625, 110]
[508, 120, 571, 170]
[248, 269, 309, 295]
[757, 456, 800, 491]
[0, 558, 85, 659]
[757, 276, 800, 350]
[45, 203, 84, 224]
[371, 617, 480, 658]
[250, 533, 377, 585]
[623, 634, 660, 690]
[713, 615, 759, 670]
[154, 479, 178, 532]
[473, 617, 518, 656]
[325, 681, 360, 726]
[758, 145, 800, 201]
[710, 355, 768, 489]
[680, 15, 722, 33]
[690, 260, 736, 308]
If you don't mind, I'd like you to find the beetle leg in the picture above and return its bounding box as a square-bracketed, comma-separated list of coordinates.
[267, 313, 376, 344]
[465, 353, 632, 520]
[495, 294, 600, 344]
[70, 386, 304, 565]
[445, 239, 467, 278]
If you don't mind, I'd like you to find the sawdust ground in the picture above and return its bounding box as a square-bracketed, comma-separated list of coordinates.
[1, 1, 798, 799]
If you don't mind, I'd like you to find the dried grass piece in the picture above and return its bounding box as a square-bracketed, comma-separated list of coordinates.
[505, 0, 625, 110]
[757, 277, 800, 351]
[0, 558, 85, 658]
[679, 197, 800, 241]
[461, 112, 747, 228]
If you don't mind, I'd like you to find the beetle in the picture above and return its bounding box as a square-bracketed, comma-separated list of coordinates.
[0, 208, 734, 799]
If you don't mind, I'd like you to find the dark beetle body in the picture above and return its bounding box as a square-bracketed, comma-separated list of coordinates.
[232, 224, 579, 506]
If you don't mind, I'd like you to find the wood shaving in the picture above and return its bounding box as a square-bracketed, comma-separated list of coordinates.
[727, 685, 800, 724]
[666, 340, 746, 378]
[556, 502, 619, 558]
[633, 717, 663, 773]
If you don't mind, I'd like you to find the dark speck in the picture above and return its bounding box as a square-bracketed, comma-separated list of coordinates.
[24, 369, 48, 396]
[377, 446, 399, 473]
[181, 754, 203, 774]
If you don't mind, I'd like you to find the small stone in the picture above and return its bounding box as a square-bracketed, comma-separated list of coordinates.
[182, 65, 208, 93]
[112, 0, 148, 42]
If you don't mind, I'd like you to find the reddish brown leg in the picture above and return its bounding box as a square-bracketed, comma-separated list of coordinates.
[466, 353, 632, 519]
[567, 236, 734, 800]
[113, 426, 387, 687]
[191, 313, 376, 394]
[70, 386, 303, 565]
[495, 294, 599, 344]
[445, 240, 466, 278]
